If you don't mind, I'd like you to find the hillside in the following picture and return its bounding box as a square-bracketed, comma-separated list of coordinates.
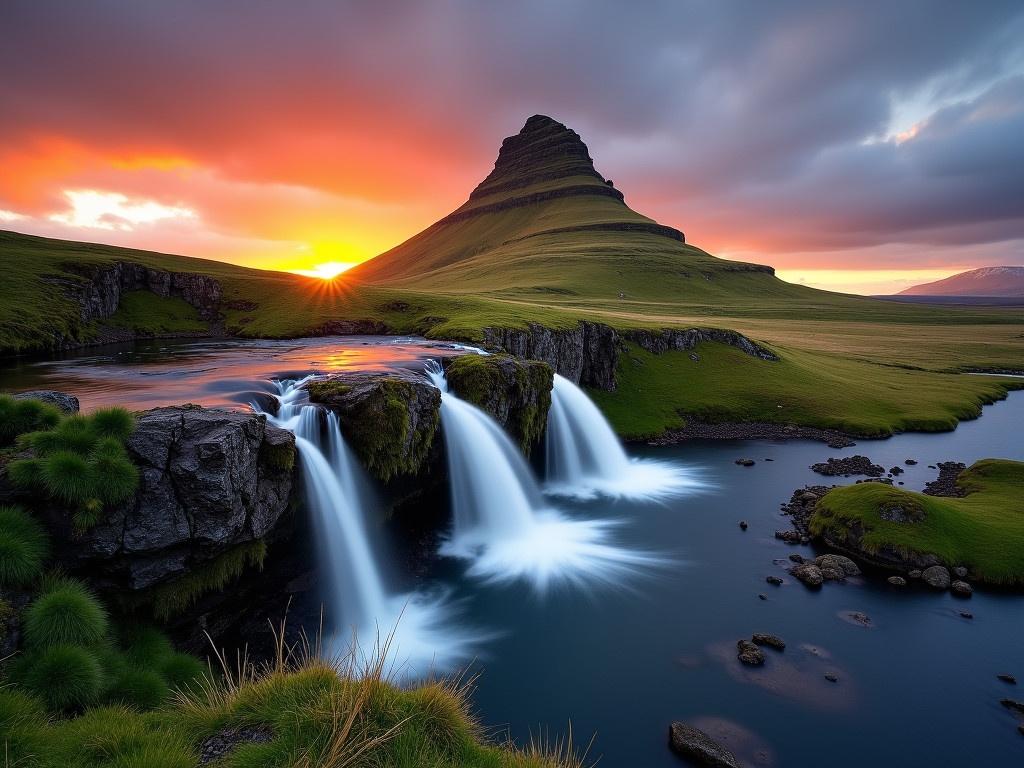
[899, 266, 1024, 297]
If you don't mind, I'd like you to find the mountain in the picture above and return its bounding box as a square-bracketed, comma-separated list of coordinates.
[346, 115, 786, 301]
[900, 266, 1024, 297]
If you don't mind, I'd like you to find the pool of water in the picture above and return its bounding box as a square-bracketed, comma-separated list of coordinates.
[3, 339, 1022, 765]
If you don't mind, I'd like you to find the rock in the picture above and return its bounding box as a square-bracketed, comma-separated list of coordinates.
[735, 458, 755, 467]
[758, 594, 767, 600]
[444, 354, 553, 452]
[878, 502, 925, 523]
[820, 566, 846, 581]
[790, 563, 824, 587]
[37, 406, 295, 592]
[736, 640, 766, 666]
[306, 370, 441, 478]
[12, 390, 79, 413]
[922, 566, 951, 590]
[482, 321, 620, 390]
[960, 611, 973, 619]
[824, 673, 839, 683]
[738, 520, 748, 530]
[810, 455, 885, 477]
[908, 569, 923, 579]
[814, 554, 861, 577]
[774, 530, 801, 544]
[905, 458, 917, 465]
[951, 580, 973, 597]
[889, 465, 904, 475]
[845, 611, 873, 627]
[953, 566, 968, 579]
[997, 674, 1017, 685]
[766, 576, 783, 586]
[923, 462, 967, 497]
[799, 491, 819, 502]
[199, 724, 274, 765]
[887, 576, 907, 587]
[668, 722, 740, 768]
[1001, 699, 1024, 715]
[1019, 724, 1024, 736]
[751, 633, 785, 650]
[789, 554, 805, 564]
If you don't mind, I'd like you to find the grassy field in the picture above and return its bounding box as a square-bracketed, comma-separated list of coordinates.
[810, 460, 1024, 584]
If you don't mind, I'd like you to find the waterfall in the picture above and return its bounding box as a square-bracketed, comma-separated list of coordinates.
[256, 378, 480, 676]
[545, 373, 700, 500]
[426, 361, 658, 590]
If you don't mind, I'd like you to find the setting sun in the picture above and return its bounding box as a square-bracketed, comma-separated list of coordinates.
[291, 261, 355, 280]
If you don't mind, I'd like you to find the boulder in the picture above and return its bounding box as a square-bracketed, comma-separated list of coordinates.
[736, 639, 765, 666]
[443, 354, 553, 452]
[997, 674, 1017, 685]
[766, 576, 783, 586]
[735, 458, 755, 467]
[951, 580, 973, 597]
[774, 530, 800, 544]
[908, 569, 923, 579]
[306, 370, 440, 479]
[953, 566, 968, 579]
[814, 554, 861, 577]
[668, 722, 740, 768]
[810, 455, 885, 477]
[12, 390, 79, 413]
[887, 576, 907, 587]
[922, 566, 951, 590]
[751, 633, 785, 650]
[790, 563, 824, 587]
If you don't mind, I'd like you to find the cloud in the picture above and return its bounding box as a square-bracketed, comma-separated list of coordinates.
[1, 0, 1023, 281]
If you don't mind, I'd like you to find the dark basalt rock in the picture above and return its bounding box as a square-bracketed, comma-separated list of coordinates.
[790, 563, 824, 587]
[306, 369, 440, 481]
[923, 462, 968, 497]
[36, 406, 295, 592]
[199, 724, 274, 765]
[655, 419, 855, 448]
[12, 389, 79, 413]
[736, 639, 766, 665]
[922, 566, 951, 590]
[444, 354, 553, 452]
[668, 722, 740, 768]
[751, 633, 785, 650]
[811, 455, 885, 477]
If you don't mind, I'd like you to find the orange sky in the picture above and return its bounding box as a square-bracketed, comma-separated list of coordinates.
[2, 2, 1021, 294]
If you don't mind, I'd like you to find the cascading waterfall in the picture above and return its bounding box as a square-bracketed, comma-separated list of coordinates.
[426, 361, 657, 590]
[545, 373, 700, 500]
[256, 378, 480, 677]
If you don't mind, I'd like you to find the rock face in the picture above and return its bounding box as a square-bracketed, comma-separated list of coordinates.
[38, 406, 295, 592]
[668, 722, 740, 768]
[444, 354, 553, 451]
[12, 390, 79, 413]
[67, 260, 222, 323]
[305, 370, 440, 480]
[481, 321, 775, 391]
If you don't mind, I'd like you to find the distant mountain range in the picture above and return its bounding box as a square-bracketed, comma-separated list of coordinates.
[899, 266, 1024, 297]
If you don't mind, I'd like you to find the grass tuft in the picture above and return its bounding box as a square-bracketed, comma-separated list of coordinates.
[24, 577, 110, 648]
[0, 504, 50, 586]
[0, 394, 61, 445]
[15, 643, 104, 711]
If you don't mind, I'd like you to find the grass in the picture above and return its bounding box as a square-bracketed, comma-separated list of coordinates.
[23, 578, 110, 648]
[811, 459, 1024, 584]
[590, 341, 1024, 439]
[0, 505, 50, 587]
[0, 394, 61, 445]
[107, 290, 208, 336]
[13, 643, 105, 711]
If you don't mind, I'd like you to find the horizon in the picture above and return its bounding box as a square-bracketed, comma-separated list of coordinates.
[2, 1, 1023, 294]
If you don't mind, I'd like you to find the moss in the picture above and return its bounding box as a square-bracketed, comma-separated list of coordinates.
[259, 437, 296, 473]
[304, 380, 352, 400]
[144, 539, 267, 620]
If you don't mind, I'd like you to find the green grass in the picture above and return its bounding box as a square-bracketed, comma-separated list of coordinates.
[590, 341, 1024, 439]
[0, 505, 50, 587]
[23, 578, 110, 648]
[0, 394, 61, 445]
[14, 643, 105, 711]
[811, 459, 1024, 584]
[107, 290, 208, 335]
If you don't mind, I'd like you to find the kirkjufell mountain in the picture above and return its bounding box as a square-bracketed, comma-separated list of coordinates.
[900, 266, 1024, 297]
[346, 115, 779, 297]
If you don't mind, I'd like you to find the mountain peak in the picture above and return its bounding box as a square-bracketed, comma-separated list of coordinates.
[900, 265, 1024, 297]
[469, 114, 608, 201]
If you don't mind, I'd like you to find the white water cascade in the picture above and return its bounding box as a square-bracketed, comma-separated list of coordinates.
[545, 373, 700, 500]
[256, 378, 480, 676]
[425, 362, 657, 590]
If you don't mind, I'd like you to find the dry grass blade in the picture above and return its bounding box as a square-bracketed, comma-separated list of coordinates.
[522, 721, 599, 768]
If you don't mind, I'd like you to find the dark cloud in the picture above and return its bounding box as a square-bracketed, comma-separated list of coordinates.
[1, 0, 1022, 270]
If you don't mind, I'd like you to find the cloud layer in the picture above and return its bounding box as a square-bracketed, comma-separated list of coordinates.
[2, 0, 1022, 289]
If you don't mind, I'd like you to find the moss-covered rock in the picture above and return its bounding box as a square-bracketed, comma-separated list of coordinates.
[306, 371, 440, 481]
[444, 354, 554, 452]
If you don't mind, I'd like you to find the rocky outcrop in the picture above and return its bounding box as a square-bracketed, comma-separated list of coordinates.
[305, 370, 440, 480]
[481, 321, 775, 391]
[443, 354, 553, 451]
[36, 406, 295, 592]
[668, 722, 740, 768]
[12, 390, 79, 413]
[61, 260, 222, 323]
[811, 455, 885, 477]
[923, 462, 967, 497]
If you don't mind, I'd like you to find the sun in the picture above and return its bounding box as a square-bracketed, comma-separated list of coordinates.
[291, 261, 355, 280]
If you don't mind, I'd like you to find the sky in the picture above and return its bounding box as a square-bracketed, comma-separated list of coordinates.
[2, 1, 1023, 293]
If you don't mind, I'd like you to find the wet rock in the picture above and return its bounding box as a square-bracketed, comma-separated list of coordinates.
[997, 674, 1017, 685]
[789, 554, 805, 564]
[922, 566, 951, 590]
[766, 576, 783, 586]
[758, 594, 767, 600]
[814, 554, 861, 577]
[960, 611, 974, 619]
[844, 611, 873, 627]
[738, 520, 748, 530]
[887, 576, 907, 587]
[953, 566, 968, 579]
[909, 569, 923, 579]
[482, 321, 619, 389]
[790, 563, 824, 587]
[951, 580, 973, 597]
[774, 529, 801, 544]
[668, 722, 741, 768]
[1018, 724, 1024, 736]
[810, 455, 885, 477]
[905, 458, 917, 465]
[824, 673, 839, 683]
[12, 390, 79, 413]
[751, 633, 785, 650]
[736, 640, 766, 666]
[889, 465, 904, 475]
[200, 724, 274, 765]
[735, 458, 755, 467]
[1001, 699, 1024, 715]
[923, 462, 967, 497]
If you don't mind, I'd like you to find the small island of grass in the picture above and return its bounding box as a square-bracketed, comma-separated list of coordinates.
[810, 459, 1024, 585]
